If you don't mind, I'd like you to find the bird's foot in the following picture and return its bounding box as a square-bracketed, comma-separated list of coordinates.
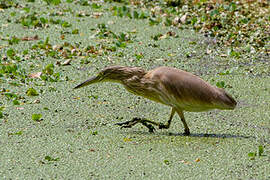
[140, 121, 156, 133]
[183, 129, 190, 136]
[158, 123, 169, 129]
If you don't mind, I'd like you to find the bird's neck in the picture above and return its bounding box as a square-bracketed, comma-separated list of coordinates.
[120, 69, 155, 97]
[117, 67, 146, 81]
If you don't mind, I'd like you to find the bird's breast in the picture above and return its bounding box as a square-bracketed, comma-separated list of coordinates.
[122, 79, 170, 106]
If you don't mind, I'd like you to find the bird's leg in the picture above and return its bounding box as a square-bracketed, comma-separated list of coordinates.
[158, 108, 176, 129]
[176, 110, 190, 135]
[115, 117, 157, 132]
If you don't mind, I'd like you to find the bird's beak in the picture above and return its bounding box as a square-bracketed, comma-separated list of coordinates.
[74, 75, 102, 89]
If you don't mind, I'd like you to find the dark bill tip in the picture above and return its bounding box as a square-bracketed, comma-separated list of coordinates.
[73, 76, 100, 89]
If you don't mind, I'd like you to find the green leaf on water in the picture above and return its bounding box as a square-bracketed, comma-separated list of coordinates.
[44, 107, 49, 110]
[43, 0, 61, 5]
[4, 92, 17, 100]
[88, 95, 98, 99]
[91, 3, 101, 9]
[123, 137, 132, 142]
[45, 155, 59, 161]
[135, 53, 143, 60]
[32, 113, 42, 121]
[40, 17, 48, 24]
[248, 152, 256, 157]
[216, 81, 225, 88]
[164, 18, 172, 26]
[10, 11, 16, 16]
[133, 11, 139, 19]
[7, 48, 15, 58]
[43, 64, 54, 75]
[8, 130, 23, 136]
[164, 160, 170, 165]
[23, 50, 29, 55]
[258, 145, 264, 156]
[62, 21, 71, 28]
[79, 0, 89, 6]
[14, 131, 23, 135]
[151, 33, 162, 41]
[248, 152, 256, 160]
[26, 88, 39, 96]
[115, 41, 126, 48]
[13, 100, 20, 105]
[227, 49, 240, 58]
[72, 29, 79, 34]
[8, 36, 20, 45]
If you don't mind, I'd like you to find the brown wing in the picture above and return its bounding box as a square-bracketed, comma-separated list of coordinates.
[152, 67, 220, 111]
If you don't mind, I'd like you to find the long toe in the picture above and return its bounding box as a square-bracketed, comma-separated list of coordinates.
[115, 119, 139, 128]
[115, 121, 135, 126]
[148, 125, 156, 133]
[120, 125, 133, 129]
[140, 121, 155, 133]
[158, 123, 169, 129]
[115, 122, 126, 126]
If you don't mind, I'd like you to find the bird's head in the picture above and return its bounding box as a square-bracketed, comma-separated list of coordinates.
[74, 66, 138, 89]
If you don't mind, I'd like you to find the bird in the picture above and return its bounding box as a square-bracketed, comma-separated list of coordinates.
[74, 66, 237, 135]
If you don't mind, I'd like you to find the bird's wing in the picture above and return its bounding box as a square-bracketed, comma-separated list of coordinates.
[155, 68, 218, 111]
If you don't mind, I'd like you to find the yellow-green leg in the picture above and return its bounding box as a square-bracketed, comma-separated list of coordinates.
[176, 109, 190, 135]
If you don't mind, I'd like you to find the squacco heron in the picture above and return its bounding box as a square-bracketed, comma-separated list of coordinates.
[74, 66, 237, 135]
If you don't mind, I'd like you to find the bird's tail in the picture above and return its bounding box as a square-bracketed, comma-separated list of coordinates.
[218, 89, 237, 110]
[224, 91, 237, 109]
